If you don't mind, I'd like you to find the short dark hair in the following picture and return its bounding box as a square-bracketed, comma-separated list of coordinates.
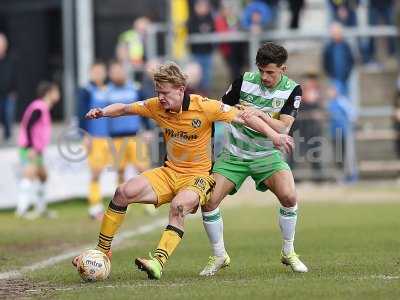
[37, 81, 58, 98]
[256, 42, 288, 67]
[109, 59, 122, 68]
[92, 59, 106, 67]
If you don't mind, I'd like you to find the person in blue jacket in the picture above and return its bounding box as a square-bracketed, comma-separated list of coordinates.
[107, 60, 153, 184]
[78, 61, 111, 220]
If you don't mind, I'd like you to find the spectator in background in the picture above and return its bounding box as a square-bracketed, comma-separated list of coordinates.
[0, 33, 17, 143]
[327, 1, 365, 63]
[396, 1, 400, 64]
[363, 0, 396, 67]
[140, 59, 164, 169]
[214, 0, 245, 81]
[184, 61, 203, 94]
[393, 75, 400, 167]
[140, 59, 160, 100]
[189, 0, 219, 15]
[241, 0, 273, 34]
[327, 84, 358, 183]
[16, 82, 60, 219]
[188, 0, 215, 94]
[259, 0, 281, 28]
[107, 60, 152, 182]
[296, 73, 325, 182]
[77, 61, 110, 220]
[287, 0, 305, 29]
[322, 22, 354, 96]
[107, 60, 156, 215]
[327, 0, 359, 27]
[117, 17, 151, 81]
[138, 59, 157, 161]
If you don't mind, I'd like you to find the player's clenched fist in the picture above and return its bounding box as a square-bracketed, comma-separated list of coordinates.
[85, 108, 104, 119]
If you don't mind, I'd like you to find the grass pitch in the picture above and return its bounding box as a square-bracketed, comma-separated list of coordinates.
[1, 182, 400, 299]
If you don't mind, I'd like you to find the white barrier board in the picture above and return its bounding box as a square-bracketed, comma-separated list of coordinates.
[0, 145, 121, 210]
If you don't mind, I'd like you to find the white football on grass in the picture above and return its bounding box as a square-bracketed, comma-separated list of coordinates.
[77, 249, 111, 282]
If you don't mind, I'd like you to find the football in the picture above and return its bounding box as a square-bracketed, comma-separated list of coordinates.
[76, 249, 111, 282]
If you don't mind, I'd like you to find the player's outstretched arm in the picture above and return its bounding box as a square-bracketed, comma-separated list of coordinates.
[85, 103, 136, 119]
[234, 114, 294, 154]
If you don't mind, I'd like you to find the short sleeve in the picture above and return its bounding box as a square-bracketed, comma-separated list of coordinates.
[203, 99, 240, 123]
[130, 97, 158, 118]
[280, 85, 302, 118]
[221, 76, 243, 106]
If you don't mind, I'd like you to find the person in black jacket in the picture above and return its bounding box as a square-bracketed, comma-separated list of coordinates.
[188, 0, 215, 94]
[393, 75, 400, 166]
[287, 0, 305, 29]
[0, 33, 17, 142]
[363, 0, 396, 65]
[327, 0, 359, 27]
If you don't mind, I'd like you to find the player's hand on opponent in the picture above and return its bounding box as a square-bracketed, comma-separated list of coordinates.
[239, 106, 265, 119]
[272, 134, 295, 154]
[85, 108, 104, 119]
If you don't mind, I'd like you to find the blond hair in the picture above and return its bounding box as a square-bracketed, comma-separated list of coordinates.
[153, 62, 187, 87]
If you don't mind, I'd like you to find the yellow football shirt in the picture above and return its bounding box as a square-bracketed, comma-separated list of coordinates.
[130, 93, 239, 174]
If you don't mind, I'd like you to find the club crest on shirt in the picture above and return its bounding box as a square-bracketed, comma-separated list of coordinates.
[192, 118, 202, 128]
[271, 98, 285, 109]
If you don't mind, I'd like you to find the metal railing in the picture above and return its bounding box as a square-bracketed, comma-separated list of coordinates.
[146, 24, 398, 67]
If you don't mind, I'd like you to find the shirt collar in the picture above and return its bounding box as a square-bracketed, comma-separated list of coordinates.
[166, 92, 190, 114]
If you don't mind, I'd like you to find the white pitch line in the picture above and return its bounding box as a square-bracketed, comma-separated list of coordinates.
[0, 217, 168, 281]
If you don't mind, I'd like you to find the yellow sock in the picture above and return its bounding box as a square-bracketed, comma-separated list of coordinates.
[153, 225, 184, 268]
[89, 181, 101, 206]
[96, 201, 127, 253]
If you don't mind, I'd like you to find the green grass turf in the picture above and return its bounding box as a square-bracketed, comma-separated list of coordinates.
[1, 197, 398, 299]
[0, 198, 168, 272]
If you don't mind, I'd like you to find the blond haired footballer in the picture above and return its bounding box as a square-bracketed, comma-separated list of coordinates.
[73, 62, 294, 280]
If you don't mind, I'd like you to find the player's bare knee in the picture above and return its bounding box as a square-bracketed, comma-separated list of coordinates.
[169, 206, 180, 222]
[279, 193, 297, 207]
[202, 199, 218, 212]
[170, 201, 181, 216]
[177, 204, 184, 217]
[113, 185, 129, 207]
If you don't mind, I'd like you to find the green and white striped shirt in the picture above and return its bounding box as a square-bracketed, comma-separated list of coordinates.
[221, 72, 302, 160]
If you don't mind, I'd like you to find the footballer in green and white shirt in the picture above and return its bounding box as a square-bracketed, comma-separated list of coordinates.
[200, 42, 308, 276]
